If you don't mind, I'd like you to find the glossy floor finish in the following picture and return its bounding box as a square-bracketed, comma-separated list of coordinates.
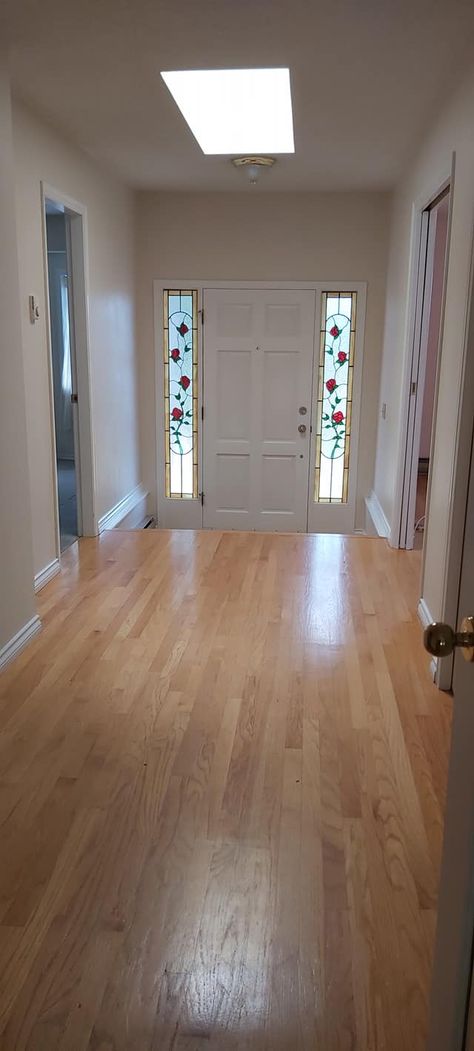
[0, 530, 452, 1050]
[57, 459, 78, 552]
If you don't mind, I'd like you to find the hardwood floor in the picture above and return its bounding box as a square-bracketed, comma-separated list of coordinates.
[0, 530, 452, 1050]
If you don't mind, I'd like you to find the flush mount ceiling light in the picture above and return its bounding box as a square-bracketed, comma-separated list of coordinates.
[160, 68, 294, 155]
[232, 156, 276, 184]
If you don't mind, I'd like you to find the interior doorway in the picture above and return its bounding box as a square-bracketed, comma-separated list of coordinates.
[400, 186, 450, 550]
[42, 184, 97, 554]
[45, 203, 80, 550]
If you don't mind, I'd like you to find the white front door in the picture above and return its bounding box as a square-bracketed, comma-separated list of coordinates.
[202, 288, 315, 531]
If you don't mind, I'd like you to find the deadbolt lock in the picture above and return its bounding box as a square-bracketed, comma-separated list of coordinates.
[299, 406, 307, 415]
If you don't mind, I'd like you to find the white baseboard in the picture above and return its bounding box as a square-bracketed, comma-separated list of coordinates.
[417, 599, 439, 682]
[365, 490, 390, 539]
[98, 484, 148, 533]
[417, 597, 433, 629]
[0, 615, 42, 672]
[430, 657, 439, 682]
[34, 558, 60, 593]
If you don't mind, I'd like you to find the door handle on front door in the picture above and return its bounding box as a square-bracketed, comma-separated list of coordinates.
[298, 424, 307, 434]
[424, 617, 474, 662]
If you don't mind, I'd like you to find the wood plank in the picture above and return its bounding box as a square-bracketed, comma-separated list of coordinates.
[0, 530, 451, 1049]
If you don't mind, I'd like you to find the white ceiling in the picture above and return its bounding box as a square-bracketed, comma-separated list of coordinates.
[6, 0, 474, 192]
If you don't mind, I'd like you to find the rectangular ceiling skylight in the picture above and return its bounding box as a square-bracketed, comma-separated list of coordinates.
[161, 68, 295, 155]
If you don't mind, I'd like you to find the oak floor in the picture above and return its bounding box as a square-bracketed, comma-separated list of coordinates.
[0, 530, 452, 1050]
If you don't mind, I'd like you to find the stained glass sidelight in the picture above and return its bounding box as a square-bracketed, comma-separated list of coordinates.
[314, 292, 357, 504]
[163, 290, 198, 499]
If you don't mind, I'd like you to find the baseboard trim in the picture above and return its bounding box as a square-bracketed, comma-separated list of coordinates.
[365, 490, 390, 539]
[0, 615, 42, 672]
[98, 484, 148, 533]
[34, 558, 60, 593]
[417, 597, 433, 629]
[417, 598, 445, 686]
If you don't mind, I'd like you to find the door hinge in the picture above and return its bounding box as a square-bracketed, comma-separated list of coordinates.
[200, 492, 204, 506]
[201, 405, 204, 421]
[411, 381, 417, 395]
[71, 393, 78, 404]
[200, 308, 204, 326]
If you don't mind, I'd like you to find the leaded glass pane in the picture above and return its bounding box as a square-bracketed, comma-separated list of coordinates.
[163, 290, 198, 499]
[314, 292, 357, 504]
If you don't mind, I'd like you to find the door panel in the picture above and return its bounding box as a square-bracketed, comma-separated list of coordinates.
[261, 456, 296, 512]
[216, 454, 250, 513]
[262, 352, 298, 440]
[217, 350, 251, 439]
[427, 427, 474, 1050]
[203, 289, 315, 531]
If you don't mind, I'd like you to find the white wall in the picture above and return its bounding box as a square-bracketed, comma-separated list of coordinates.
[13, 100, 141, 577]
[373, 65, 474, 620]
[0, 57, 36, 652]
[136, 190, 391, 530]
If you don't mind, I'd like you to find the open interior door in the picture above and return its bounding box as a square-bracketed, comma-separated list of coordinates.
[424, 422, 474, 1049]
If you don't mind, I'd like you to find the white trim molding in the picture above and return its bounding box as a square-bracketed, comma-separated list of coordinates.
[0, 616, 42, 672]
[98, 484, 148, 533]
[34, 558, 61, 593]
[417, 596, 434, 629]
[365, 490, 390, 538]
[417, 599, 439, 684]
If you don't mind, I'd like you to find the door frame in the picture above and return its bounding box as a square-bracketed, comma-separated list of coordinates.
[41, 182, 97, 558]
[398, 206, 436, 549]
[395, 170, 453, 554]
[154, 279, 367, 533]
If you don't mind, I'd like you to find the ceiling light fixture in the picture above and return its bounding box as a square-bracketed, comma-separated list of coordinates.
[160, 68, 294, 155]
[232, 156, 276, 184]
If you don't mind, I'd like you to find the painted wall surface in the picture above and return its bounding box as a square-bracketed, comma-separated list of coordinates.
[0, 59, 36, 650]
[373, 65, 474, 620]
[12, 100, 140, 577]
[136, 191, 391, 530]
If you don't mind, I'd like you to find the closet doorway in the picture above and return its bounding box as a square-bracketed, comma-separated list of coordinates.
[45, 202, 79, 550]
[399, 186, 451, 550]
[42, 185, 96, 557]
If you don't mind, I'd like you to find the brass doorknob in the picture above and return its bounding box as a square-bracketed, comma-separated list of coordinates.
[424, 617, 474, 662]
[298, 424, 307, 434]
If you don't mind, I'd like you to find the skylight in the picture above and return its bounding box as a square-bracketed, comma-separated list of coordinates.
[160, 68, 295, 155]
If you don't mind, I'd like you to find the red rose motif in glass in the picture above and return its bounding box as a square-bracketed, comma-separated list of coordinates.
[332, 410, 344, 424]
[170, 348, 180, 361]
[326, 378, 337, 393]
[177, 322, 189, 337]
[179, 376, 191, 391]
[337, 351, 347, 363]
[329, 324, 340, 338]
[171, 407, 183, 421]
